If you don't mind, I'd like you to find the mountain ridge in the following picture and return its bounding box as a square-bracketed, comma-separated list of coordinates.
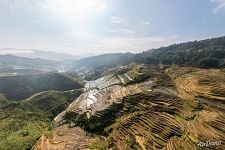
[71, 36, 225, 71]
[0, 54, 58, 70]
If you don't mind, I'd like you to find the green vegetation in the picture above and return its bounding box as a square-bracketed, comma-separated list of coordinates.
[65, 101, 124, 134]
[0, 73, 83, 101]
[123, 65, 156, 85]
[26, 90, 83, 119]
[1, 36, 225, 149]
[133, 36, 225, 69]
[0, 89, 82, 150]
[61, 72, 85, 86]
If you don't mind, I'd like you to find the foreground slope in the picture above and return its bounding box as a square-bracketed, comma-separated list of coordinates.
[0, 89, 82, 150]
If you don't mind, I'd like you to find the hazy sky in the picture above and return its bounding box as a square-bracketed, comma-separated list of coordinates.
[0, 0, 225, 55]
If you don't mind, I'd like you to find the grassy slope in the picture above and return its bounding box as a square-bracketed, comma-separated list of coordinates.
[0, 89, 82, 150]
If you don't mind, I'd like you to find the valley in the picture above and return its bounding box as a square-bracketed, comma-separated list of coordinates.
[0, 36, 225, 150]
[1, 1, 225, 149]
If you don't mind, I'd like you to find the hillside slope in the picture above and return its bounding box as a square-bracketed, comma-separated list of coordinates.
[134, 36, 225, 69]
[3, 36, 225, 150]
[0, 89, 82, 150]
[0, 73, 83, 101]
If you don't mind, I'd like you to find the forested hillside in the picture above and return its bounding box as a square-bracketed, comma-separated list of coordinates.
[133, 36, 225, 68]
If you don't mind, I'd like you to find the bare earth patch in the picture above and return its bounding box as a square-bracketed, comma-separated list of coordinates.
[32, 124, 96, 150]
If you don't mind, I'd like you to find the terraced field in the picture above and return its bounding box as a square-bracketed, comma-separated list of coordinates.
[167, 66, 225, 105]
[54, 73, 155, 125]
[34, 64, 225, 150]
[104, 92, 184, 149]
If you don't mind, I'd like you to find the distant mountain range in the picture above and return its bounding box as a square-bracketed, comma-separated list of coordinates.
[0, 54, 58, 70]
[74, 36, 225, 70]
[0, 36, 225, 74]
[0, 48, 98, 61]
